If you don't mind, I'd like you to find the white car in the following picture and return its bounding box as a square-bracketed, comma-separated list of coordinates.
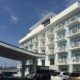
[51, 72, 70, 80]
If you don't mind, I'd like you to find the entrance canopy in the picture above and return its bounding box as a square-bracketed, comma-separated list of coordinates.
[0, 41, 45, 61]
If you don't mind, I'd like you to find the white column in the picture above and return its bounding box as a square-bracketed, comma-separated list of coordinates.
[54, 53, 59, 71]
[69, 65, 73, 72]
[21, 60, 26, 78]
[32, 58, 37, 73]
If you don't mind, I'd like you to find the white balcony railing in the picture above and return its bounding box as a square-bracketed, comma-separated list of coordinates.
[48, 50, 54, 55]
[56, 33, 65, 42]
[53, 15, 80, 32]
[65, 16, 80, 27]
[71, 41, 80, 48]
[39, 36, 45, 41]
[57, 46, 66, 52]
[33, 49, 38, 53]
[70, 28, 80, 34]
[47, 39, 54, 46]
[55, 24, 65, 32]
[57, 35, 65, 40]
[32, 39, 38, 43]
[46, 32, 54, 37]
[39, 44, 46, 49]
[58, 59, 67, 65]
[68, 29, 80, 38]
[72, 57, 80, 63]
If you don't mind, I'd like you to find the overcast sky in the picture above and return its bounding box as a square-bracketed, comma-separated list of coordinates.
[0, 0, 79, 67]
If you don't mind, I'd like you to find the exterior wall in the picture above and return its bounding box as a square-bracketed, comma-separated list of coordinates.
[19, 2, 80, 73]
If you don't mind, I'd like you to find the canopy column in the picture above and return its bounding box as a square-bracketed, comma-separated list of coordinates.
[21, 60, 26, 78]
[32, 58, 37, 73]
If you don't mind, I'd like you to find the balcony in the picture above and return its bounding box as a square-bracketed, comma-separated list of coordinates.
[28, 41, 33, 46]
[33, 49, 38, 53]
[46, 32, 54, 37]
[72, 57, 80, 64]
[55, 24, 65, 32]
[39, 44, 46, 49]
[39, 36, 45, 41]
[58, 59, 67, 65]
[68, 29, 80, 38]
[70, 41, 80, 51]
[32, 39, 38, 43]
[48, 50, 54, 55]
[66, 16, 80, 27]
[47, 40, 54, 47]
[57, 46, 66, 53]
[56, 35, 66, 43]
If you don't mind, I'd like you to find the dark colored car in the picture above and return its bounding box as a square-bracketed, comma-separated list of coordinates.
[26, 66, 56, 80]
[68, 72, 80, 80]
[36, 69, 56, 80]
[2, 72, 13, 80]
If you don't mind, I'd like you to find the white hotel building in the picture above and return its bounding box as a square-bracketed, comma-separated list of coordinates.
[19, 2, 80, 72]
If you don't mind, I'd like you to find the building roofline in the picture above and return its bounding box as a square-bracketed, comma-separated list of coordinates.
[29, 12, 55, 31]
[19, 2, 80, 44]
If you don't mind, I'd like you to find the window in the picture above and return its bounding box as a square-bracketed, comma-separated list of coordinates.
[30, 44, 33, 49]
[25, 46, 28, 50]
[49, 28, 53, 33]
[42, 59, 45, 66]
[69, 25, 80, 35]
[70, 16, 76, 22]
[61, 68, 68, 72]
[49, 47, 54, 53]
[58, 55, 66, 62]
[50, 58, 54, 65]
[57, 24, 62, 29]
[42, 18, 50, 27]
[41, 50, 45, 54]
[71, 39, 80, 47]
[58, 43, 66, 51]
[36, 37, 38, 40]
[57, 31, 65, 39]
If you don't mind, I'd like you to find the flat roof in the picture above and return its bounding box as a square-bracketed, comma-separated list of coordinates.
[0, 41, 45, 61]
[19, 2, 80, 44]
[29, 12, 55, 31]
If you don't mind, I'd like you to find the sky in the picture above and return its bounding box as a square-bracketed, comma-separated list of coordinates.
[0, 0, 79, 67]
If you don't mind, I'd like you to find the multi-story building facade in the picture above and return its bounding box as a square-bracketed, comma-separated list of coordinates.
[19, 2, 80, 72]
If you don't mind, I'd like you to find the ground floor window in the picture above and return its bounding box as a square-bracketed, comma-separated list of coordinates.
[60, 68, 68, 71]
[73, 65, 80, 72]
[42, 59, 45, 66]
[59, 65, 69, 72]
[50, 58, 54, 65]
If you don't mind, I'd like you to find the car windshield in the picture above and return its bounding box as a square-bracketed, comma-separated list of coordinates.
[63, 72, 70, 75]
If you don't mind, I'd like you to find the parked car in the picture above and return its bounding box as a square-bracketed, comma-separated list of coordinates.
[36, 69, 53, 80]
[51, 71, 60, 80]
[51, 72, 70, 80]
[67, 72, 80, 80]
[26, 72, 36, 80]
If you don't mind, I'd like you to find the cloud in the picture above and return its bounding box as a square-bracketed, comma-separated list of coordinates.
[2, 2, 19, 24]
[4, 5, 18, 24]
[10, 15, 18, 24]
